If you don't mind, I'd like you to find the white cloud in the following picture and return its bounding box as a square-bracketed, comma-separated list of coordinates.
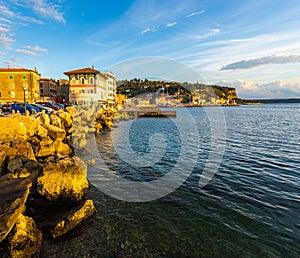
[185, 10, 205, 18]
[0, 5, 15, 17]
[141, 28, 150, 34]
[217, 79, 300, 99]
[191, 29, 220, 40]
[12, 0, 66, 24]
[16, 49, 39, 56]
[166, 22, 177, 28]
[16, 45, 48, 56]
[221, 54, 300, 70]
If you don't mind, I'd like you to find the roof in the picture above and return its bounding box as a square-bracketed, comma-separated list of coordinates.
[64, 67, 100, 75]
[0, 67, 40, 75]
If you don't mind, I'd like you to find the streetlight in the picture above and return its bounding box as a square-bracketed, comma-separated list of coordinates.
[23, 87, 26, 113]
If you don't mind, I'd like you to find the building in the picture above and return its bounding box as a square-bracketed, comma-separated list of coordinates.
[102, 71, 117, 106]
[64, 67, 107, 105]
[39, 78, 58, 102]
[0, 67, 40, 103]
[56, 79, 70, 104]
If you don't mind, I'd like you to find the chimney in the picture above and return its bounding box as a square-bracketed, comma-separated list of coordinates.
[91, 65, 94, 69]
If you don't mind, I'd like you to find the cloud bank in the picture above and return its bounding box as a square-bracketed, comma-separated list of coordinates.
[221, 54, 300, 70]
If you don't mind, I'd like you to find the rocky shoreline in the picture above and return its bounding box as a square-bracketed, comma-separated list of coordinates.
[0, 104, 127, 257]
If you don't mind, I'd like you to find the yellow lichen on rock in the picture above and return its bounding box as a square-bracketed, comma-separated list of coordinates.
[37, 156, 88, 201]
[8, 214, 42, 258]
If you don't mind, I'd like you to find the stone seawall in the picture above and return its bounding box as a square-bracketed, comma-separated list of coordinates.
[0, 104, 124, 257]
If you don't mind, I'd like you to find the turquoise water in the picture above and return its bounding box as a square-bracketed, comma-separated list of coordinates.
[44, 104, 300, 257]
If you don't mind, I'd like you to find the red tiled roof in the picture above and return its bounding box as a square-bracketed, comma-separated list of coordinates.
[0, 67, 39, 74]
[64, 67, 100, 75]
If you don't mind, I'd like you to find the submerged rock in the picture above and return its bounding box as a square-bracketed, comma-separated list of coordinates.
[7, 214, 42, 258]
[51, 199, 96, 239]
[37, 156, 88, 202]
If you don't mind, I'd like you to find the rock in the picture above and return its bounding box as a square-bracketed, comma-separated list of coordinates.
[53, 140, 73, 155]
[51, 199, 96, 239]
[11, 140, 36, 161]
[37, 156, 88, 202]
[58, 111, 72, 129]
[0, 151, 5, 176]
[35, 124, 48, 138]
[50, 114, 62, 128]
[44, 124, 66, 141]
[7, 155, 28, 174]
[0, 176, 32, 243]
[0, 117, 27, 144]
[65, 106, 76, 117]
[7, 157, 42, 180]
[35, 140, 56, 158]
[7, 214, 42, 257]
[0, 144, 17, 157]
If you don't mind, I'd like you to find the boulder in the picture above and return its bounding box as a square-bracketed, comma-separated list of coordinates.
[0, 117, 27, 144]
[50, 114, 62, 128]
[44, 124, 66, 141]
[51, 199, 96, 239]
[7, 214, 42, 257]
[37, 156, 88, 202]
[58, 111, 73, 129]
[34, 140, 56, 158]
[53, 140, 73, 155]
[7, 157, 42, 179]
[0, 176, 32, 243]
[11, 140, 36, 161]
[0, 151, 5, 176]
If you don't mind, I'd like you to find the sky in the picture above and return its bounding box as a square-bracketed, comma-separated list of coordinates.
[1, 0, 300, 99]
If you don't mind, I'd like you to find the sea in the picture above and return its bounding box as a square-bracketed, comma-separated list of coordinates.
[42, 103, 300, 257]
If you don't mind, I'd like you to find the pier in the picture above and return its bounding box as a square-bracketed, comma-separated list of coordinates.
[121, 107, 176, 118]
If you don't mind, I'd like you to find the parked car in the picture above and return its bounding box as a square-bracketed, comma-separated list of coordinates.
[36, 102, 62, 111]
[31, 103, 53, 114]
[0, 103, 11, 113]
[10, 103, 39, 114]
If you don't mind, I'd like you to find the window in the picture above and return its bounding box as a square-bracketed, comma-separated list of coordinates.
[23, 74, 27, 79]
[0, 92, 1, 97]
[40, 89, 44, 94]
[10, 74, 13, 79]
[90, 90, 94, 93]
[81, 78, 85, 84]
[90, 78, 94, 84]
[81, 89, 85, 93]
[10, 91, 15, 97]
[10, 83, 14, 89]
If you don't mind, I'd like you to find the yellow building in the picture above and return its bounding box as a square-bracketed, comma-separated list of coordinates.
[0, 67, 41, 103]
[64, 67, 106, 105]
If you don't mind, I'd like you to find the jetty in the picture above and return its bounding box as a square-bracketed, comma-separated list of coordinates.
[120, 106, 176, 118]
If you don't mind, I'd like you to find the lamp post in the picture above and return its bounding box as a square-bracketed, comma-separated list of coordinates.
[23, 87, 26, 113]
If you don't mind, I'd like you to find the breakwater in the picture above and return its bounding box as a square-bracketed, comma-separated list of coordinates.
[0, 104, 122, 257]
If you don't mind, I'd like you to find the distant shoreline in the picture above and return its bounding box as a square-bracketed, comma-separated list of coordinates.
[246, 98, 300, 104]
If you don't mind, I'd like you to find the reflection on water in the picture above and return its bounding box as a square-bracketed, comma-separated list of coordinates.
[43, 104, 300, 257]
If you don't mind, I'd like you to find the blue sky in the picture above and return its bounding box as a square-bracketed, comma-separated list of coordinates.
[1, 0, 300, 98]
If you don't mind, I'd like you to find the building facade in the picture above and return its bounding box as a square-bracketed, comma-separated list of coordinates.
[102, 71, 117, 106]
[39, 78, 58, 102]
[0, 67, 40, 103]
[64, 67, 107, 105]
[56, 79, 70, 104]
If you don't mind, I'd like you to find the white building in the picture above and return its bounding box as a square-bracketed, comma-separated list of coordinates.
[102, 71, 117, 106]
[64, 67, 107, 105]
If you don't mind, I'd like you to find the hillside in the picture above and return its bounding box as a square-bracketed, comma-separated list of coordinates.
[117, 79, 238, 104]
